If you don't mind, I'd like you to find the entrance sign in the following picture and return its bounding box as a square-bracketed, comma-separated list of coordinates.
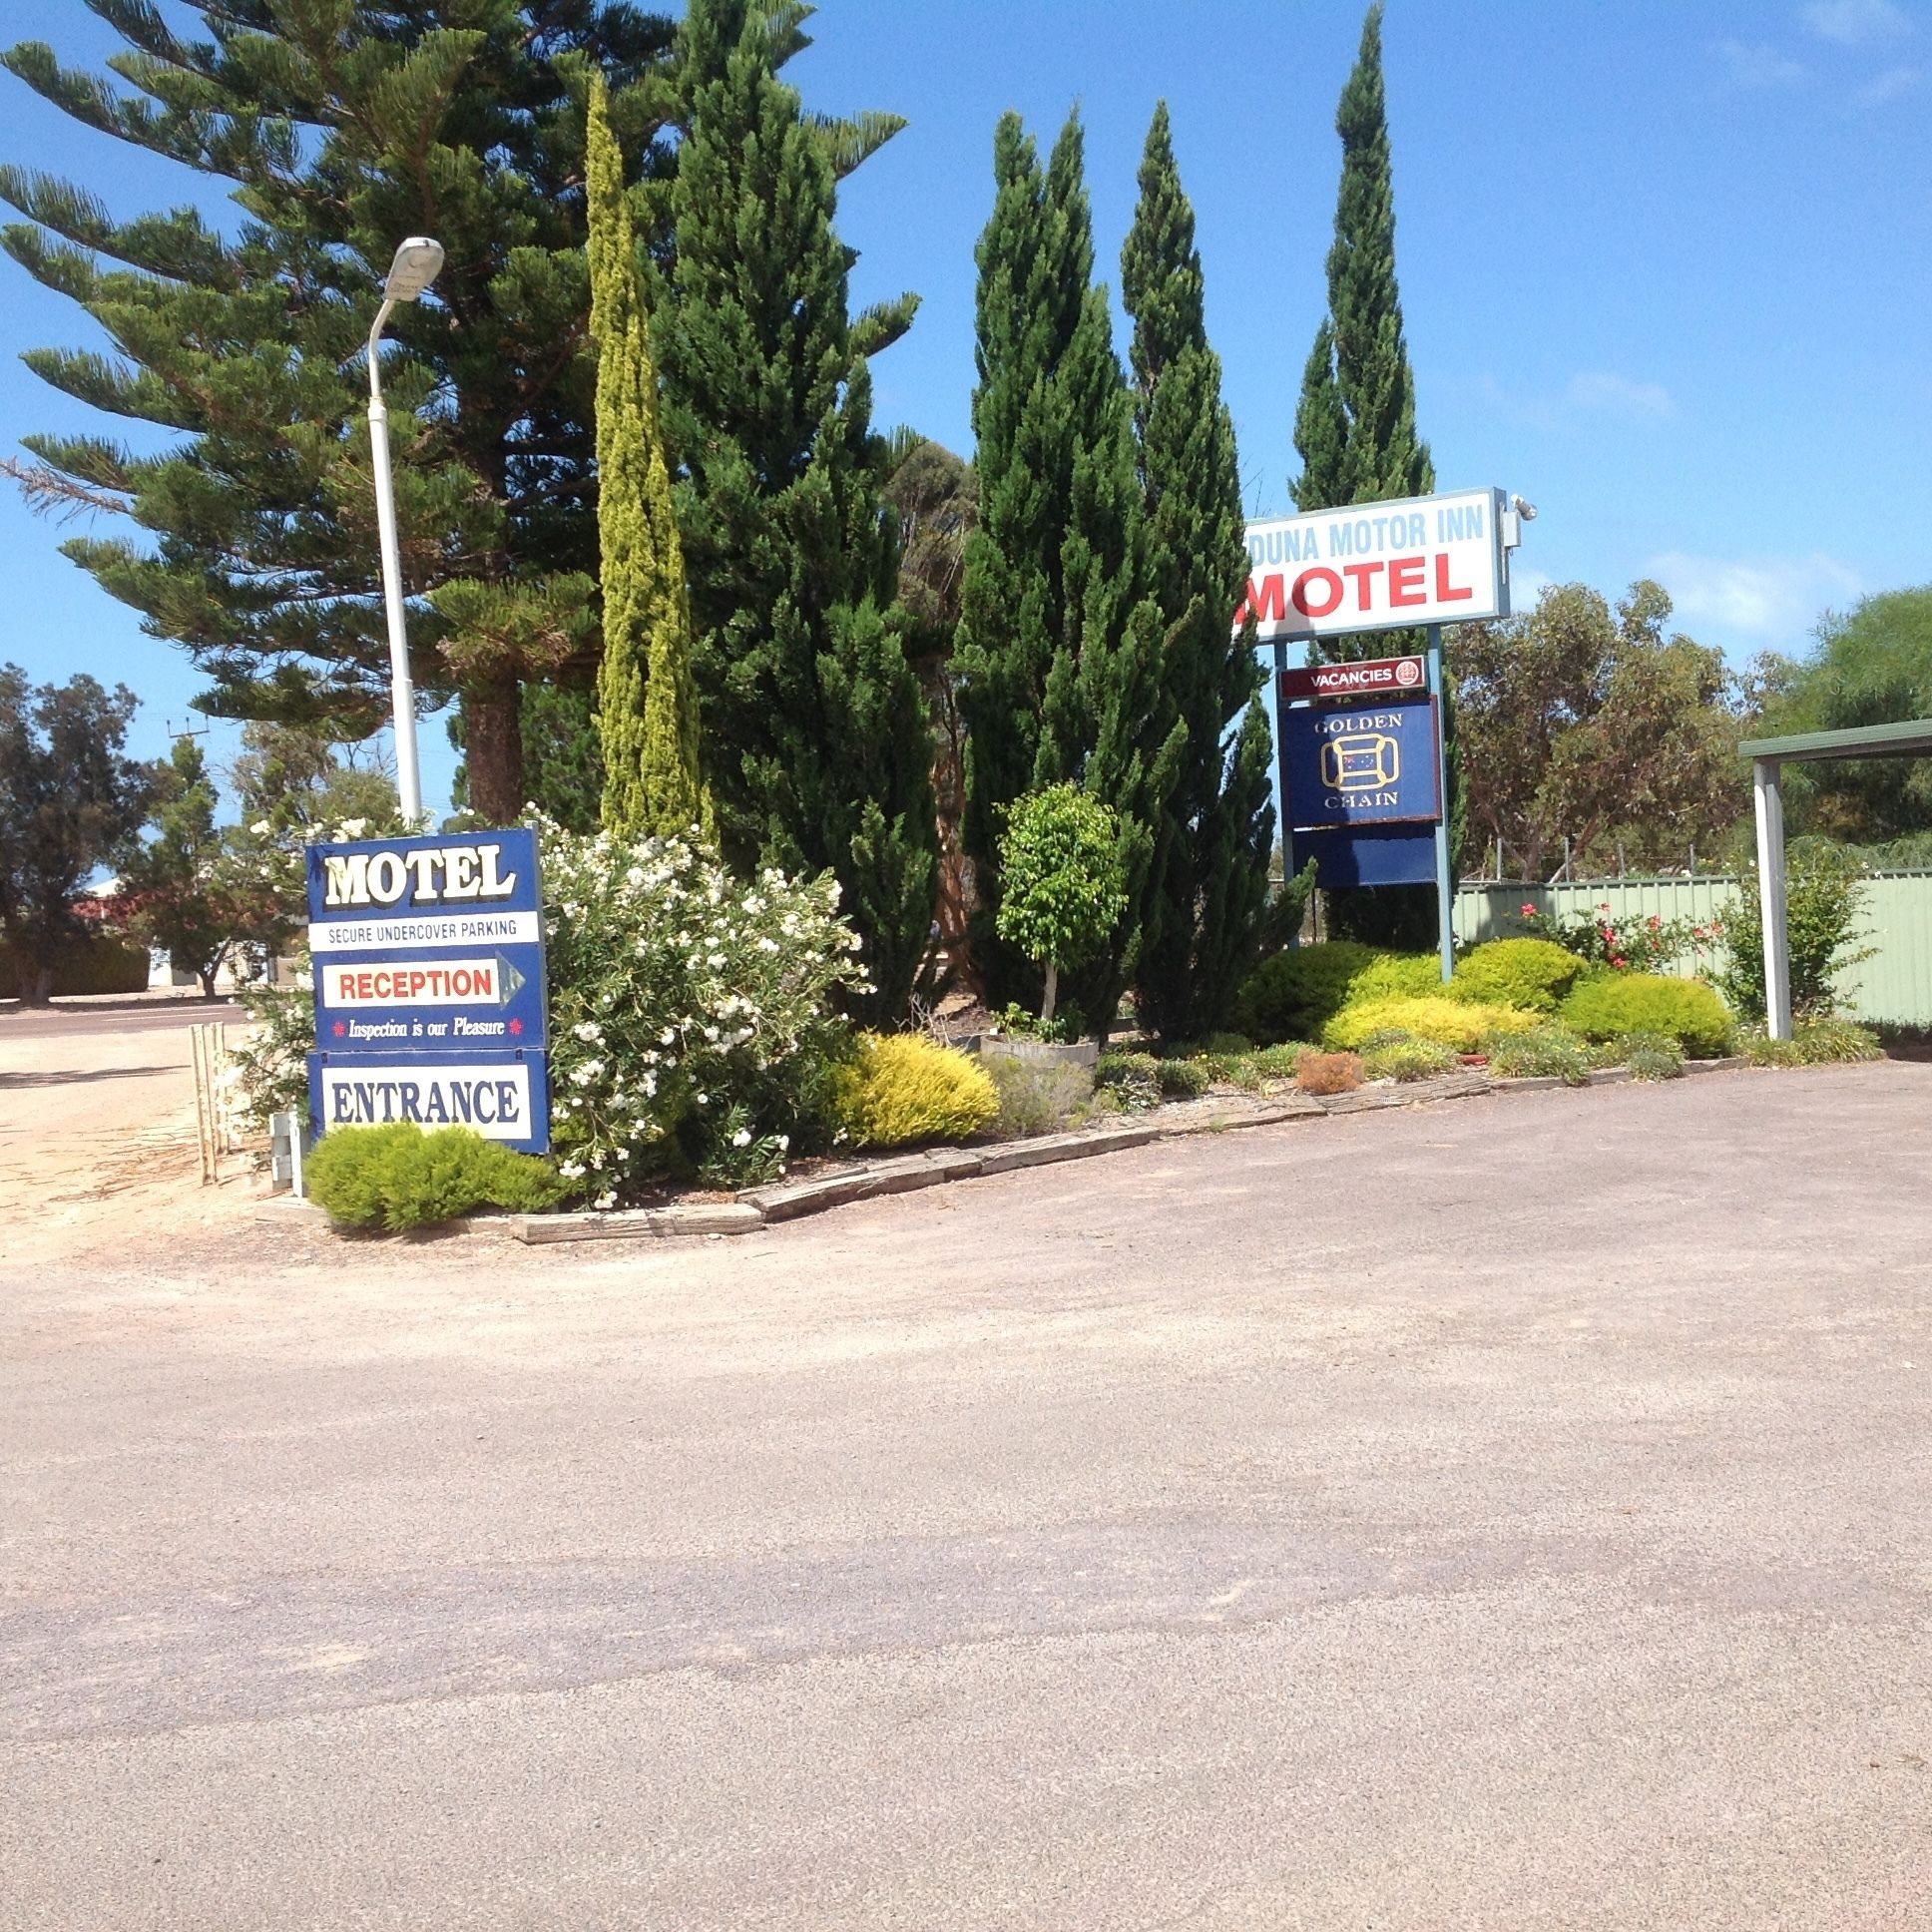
[305, 827, 550, 1152]
[306, 1050, 551, 1152]
[1277, 655, 1425, 703]
[1279, 696, 1441, 829]
[1237, 487, 1507, 642]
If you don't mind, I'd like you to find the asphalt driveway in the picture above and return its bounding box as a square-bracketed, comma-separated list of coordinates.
[2, 1064, 1929, 1928]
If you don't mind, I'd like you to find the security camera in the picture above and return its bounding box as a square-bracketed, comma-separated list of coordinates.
[1511, 495, 1538, 521]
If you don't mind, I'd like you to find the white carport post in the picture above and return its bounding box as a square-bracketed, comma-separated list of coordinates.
[1752, 757, 1792, 1041]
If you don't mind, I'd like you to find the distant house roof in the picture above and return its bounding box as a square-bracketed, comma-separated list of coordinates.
[1740, 718, 1932, 763]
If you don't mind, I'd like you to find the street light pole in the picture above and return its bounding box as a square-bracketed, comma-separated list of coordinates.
[366, 237, 445, 827]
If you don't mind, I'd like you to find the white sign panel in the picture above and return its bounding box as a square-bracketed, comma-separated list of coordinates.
[1236, 487, 1508, 642]
[314, 1059, 536, 1140]
[307, 907, 542, 954]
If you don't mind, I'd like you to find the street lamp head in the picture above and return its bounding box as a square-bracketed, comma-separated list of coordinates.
[383, 237, 445, 302]
[1511, 495, 1539, 521]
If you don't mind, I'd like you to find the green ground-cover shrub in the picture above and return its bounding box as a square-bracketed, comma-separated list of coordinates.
[1228, 942, 1381, 1044]
[1323, 995, 1540, 1055]
[306, 1125, 564, 1231]
[1095, 1051, 1164, 1113]
[1559, 972, 1732, 1058]
[1154, 1056, 1211, 1099]
[1737, 1018, 1883, 1067]
[1612, 1031, 1686, 1081]
[1450, 937, 1587, 1015]
[833, 1033, 998, 1148]
[1345, 952, 1444, 1002]
[984, 1055, 1092, 1138]
[1485, 1028, 1593, 1084]
[1238, 1044, 1308, 1084]
[1361, 1037, 1459, 1082]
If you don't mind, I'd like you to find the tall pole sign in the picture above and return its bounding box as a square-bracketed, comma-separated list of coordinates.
[304, 827, 552, 1152]
[1238, 486, 1523, 979]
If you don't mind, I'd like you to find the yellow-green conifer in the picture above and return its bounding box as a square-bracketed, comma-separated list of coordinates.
[587, 72, 705, 838]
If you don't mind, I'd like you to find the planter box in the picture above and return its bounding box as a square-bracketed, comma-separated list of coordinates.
[978, 1036, 1099, 1072]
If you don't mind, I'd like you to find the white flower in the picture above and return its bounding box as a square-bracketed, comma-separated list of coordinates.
[249, 819, 271, 837]
[731, 1128, 752, 1148]
[594, 1191, 617, 1210]
[660, 1027, 677, 1044]
[572, 1020, 604, 1043]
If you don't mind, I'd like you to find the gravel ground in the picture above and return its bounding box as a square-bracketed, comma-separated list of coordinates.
[2, 1061, 1929, 1928]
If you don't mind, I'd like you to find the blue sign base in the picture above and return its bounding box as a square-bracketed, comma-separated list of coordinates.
[1300, 825, 1440, 889]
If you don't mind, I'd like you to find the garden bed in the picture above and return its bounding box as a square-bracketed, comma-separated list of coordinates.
[496, 1054, 1746, 1242]
[251, 1051, 1771, 1242]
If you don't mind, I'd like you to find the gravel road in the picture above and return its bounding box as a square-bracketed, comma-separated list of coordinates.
[2, 1063, 1929, 1928]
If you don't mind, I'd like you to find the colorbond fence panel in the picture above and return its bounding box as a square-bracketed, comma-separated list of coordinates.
[1453, 873, 1932, 1023]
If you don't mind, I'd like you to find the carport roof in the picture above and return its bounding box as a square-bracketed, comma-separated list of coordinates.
[1740, 717, 1932, 763]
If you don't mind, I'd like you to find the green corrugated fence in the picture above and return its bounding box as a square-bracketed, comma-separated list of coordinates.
[1453, 873, 1932, 1025]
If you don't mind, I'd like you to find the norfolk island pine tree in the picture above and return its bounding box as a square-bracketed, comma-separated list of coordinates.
[0, 3, 910, 825]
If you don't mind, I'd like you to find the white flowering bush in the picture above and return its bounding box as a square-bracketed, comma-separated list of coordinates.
[538, 818, 865, 1204]
[229, 971, 313, 1128]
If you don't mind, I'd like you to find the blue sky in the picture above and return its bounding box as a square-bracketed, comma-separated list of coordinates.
[2, 0, 1927, 816]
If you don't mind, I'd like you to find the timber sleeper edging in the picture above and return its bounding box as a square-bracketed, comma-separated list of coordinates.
[256, 1056, 1757, 1242]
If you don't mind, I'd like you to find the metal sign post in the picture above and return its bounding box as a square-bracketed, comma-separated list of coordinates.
[1426, 624, 1454, 983]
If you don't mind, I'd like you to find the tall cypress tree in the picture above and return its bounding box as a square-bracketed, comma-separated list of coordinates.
[955, 111, 1168, 1026]
[586, 73, 704, 839]
[1294, 0, 1434, 545]
[1121, 103, 1275, 1041]
[659, 0, 935, 1022]
[1293, 4, 1460, 942]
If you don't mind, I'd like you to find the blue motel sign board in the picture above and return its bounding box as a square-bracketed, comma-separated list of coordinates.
[304, 827, 551, 1153]
[1277, 688, 1444, 891]
[1279, 697, 1442, 829]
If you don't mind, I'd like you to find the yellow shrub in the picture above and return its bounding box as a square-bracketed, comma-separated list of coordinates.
[1322, 995, 1542, 1054]
[832, 1033, 999, 1148]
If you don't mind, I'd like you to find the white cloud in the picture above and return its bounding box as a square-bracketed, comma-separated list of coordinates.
[1859, 61, 1921, 97]
[1647, 552, 1862, 639]
[1714, 38, 1809, 86]
[1506, 564, 1557, 613]
[1801, 0, 1911, 45]
[1565, 371, 1677, 421]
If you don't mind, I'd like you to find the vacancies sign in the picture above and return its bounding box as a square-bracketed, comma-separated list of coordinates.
[1236, 487, 1508, 643]
[304, 828, 550, 1153]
